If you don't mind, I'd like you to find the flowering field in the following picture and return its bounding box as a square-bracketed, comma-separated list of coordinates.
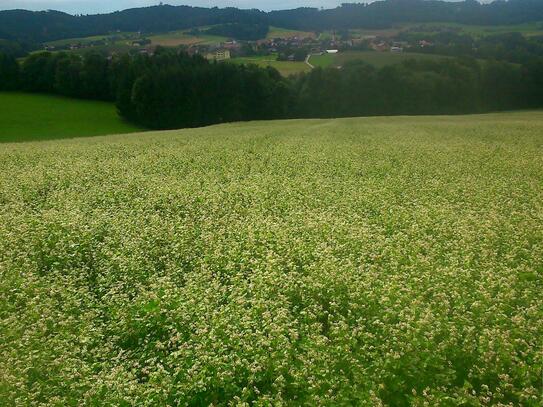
[0, 112, 542, 405]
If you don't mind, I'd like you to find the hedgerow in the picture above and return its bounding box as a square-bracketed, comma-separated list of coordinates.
[0, 113, 542, 405]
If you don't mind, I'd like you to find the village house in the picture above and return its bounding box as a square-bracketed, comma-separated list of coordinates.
[371, 41, 389, 52]
[206, 49, 231, 61]
[222, 41, 241, 51]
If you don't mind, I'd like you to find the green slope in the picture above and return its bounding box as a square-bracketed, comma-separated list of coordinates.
[229, 54, 311, 76]
[1, 112, 542, 405]
[0, 92, 143, 142]
[310, 50, 447, 69]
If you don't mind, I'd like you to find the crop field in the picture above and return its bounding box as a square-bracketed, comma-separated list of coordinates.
[310, 50, 448, 69]
[229, 55, 311, 76]
[267, 26, 315, 39]
[148, 30, 228, 47]
[0, 92, 142, 142]
[406, 21, 543, 37]
[42, 30, 228, 51]
[0, 111, 542, 405]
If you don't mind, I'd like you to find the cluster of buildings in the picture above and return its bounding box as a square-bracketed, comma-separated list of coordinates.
[42, 29, 435, 62]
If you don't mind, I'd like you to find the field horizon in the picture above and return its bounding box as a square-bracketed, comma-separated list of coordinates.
[2, 90, 541, 144]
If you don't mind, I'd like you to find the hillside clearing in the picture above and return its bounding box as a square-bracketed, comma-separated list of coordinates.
[267, 26, 315, 39]
[0, 112, 542, 405]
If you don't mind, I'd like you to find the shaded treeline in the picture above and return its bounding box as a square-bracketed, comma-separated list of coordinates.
[294, 58, 542, 117]
[1, 48, 543, 129]
[403, 31, 543, 66]
[2, 0, 543, 43]
[0, 50, 290, 129]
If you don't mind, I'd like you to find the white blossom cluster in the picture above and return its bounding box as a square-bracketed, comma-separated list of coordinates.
[0, 112, 542, 406]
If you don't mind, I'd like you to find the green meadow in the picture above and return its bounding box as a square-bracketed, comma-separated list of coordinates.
[310, 50, 447, 69]
[148, 30, 228, 47]
[266, 26, 315, 39]
[229, 54, 311, 76]
[45, 34, 117, 47]
[0, 92, 142, 142]
[309, 52, 334, 67]
[0, 111, 541, 405]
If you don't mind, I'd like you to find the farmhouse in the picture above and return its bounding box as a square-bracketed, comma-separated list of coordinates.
[371, 41, 389, 52]
[222, 41, 241, 51]
[206, 49, 231, 61]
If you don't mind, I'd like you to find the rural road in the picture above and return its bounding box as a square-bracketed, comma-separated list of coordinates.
[305, 54, 314, 69]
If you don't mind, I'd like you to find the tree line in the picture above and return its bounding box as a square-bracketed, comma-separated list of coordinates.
[269, 0, 543, 31]
[400, 31, 543, 66]
[206, 23, 269, 41]
[294, 58, 542, 117]
[2, 0, 543, 44]
[1, 48, 543, 129]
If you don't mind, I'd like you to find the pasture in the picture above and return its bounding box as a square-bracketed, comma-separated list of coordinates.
[45, 34, 117, 47]
[0, 92, 142, 142]
[309, 52, 334, 67]
[229, 54, 311, 76]
[310, 50, 448, 68]
[267, 26, 315, 39]
[0, 111, 541, 405]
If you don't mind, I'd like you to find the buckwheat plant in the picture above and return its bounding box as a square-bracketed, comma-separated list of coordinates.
[1, 112, 542, 406]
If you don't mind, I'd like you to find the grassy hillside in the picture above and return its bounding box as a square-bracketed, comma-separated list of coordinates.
[267, 26, 315, 39]
[45, 34, 122, 47]
[1, 112, 542, 405]
[310, 50, 447, 68]
[0, 92, 142, 142]
[229, 55, 311, 76]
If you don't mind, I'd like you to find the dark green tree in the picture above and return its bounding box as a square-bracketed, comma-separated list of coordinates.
[0, 52, 20, 90]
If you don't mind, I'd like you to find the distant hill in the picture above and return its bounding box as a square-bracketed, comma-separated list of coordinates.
[1, 0, 543, 43]
[269, 0, 543, 30]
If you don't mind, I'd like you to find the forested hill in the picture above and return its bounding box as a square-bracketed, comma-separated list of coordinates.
[1, 0, 543, 43]
[269, 0, 543, 30]
[0, 6, 267, 43]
